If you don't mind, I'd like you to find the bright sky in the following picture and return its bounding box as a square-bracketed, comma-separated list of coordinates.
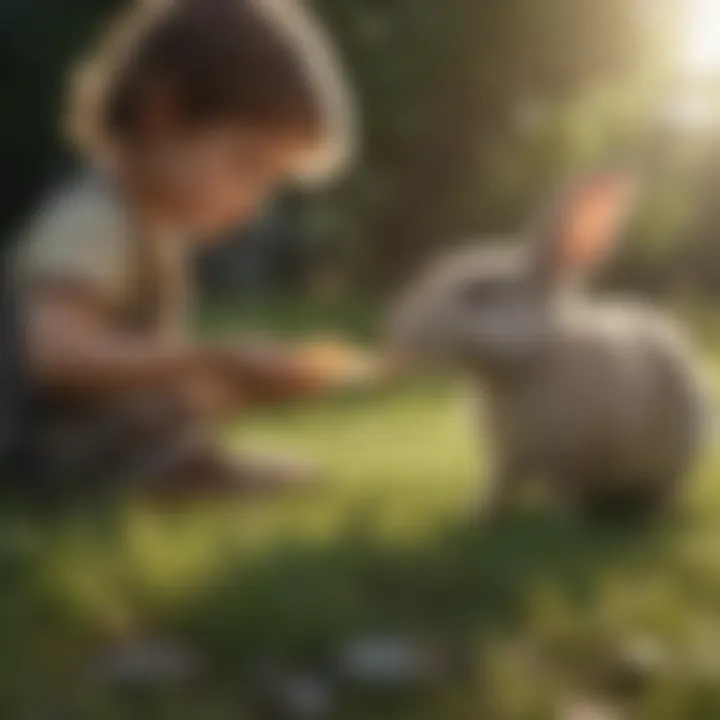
[682, 0, 720, 75]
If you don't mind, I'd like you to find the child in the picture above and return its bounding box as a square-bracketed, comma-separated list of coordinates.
[17, 0, 358, 501]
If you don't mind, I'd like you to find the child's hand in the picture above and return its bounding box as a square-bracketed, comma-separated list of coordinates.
[212, 337, 400, 404]
[211, 338, 379, 403]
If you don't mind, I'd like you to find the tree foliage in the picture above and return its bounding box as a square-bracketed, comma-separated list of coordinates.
[305, 0, 676, 285]
[1, 0, 689, 288]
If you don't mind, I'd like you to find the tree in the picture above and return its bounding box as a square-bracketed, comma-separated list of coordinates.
[311, 0, 670, 286]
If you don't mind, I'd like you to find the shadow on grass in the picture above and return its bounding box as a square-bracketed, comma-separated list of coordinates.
[174, 508, 674, 668]
[0, 502, 689, 719]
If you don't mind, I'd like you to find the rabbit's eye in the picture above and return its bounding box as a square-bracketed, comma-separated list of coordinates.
[458, 280, 503, 305]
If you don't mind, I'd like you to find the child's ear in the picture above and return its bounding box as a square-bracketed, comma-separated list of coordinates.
[533, 171, 638, 285]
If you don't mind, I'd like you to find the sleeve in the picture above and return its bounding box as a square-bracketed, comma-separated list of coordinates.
[16, 181, 131, 308]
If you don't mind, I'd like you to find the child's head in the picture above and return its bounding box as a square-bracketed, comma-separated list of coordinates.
[67, 0, 356, 235]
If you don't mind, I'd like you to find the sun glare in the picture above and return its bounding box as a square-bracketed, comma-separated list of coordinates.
[682, 0, 720, 75]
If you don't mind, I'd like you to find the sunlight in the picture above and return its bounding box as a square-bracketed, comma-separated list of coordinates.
[682, 0, 720, 75]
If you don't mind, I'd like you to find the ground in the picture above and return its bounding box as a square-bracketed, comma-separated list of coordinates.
[2, 299, 720, 719]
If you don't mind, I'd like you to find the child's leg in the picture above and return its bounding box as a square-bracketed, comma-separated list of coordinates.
[36, 387, 321, 503]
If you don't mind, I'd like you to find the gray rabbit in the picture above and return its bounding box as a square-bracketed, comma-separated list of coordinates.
[390, 173, 708, 519]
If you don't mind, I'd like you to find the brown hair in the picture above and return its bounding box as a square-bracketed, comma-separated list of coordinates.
[66, 0, 356, 183]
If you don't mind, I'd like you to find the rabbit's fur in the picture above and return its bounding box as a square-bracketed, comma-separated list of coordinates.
[391, 174, 708, 518]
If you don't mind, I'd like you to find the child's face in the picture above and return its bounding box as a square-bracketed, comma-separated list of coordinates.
[136, 124, 311, 237]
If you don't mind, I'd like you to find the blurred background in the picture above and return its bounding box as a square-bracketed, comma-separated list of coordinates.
[6, 1, 720, 718]
[5, 0, 720, 299]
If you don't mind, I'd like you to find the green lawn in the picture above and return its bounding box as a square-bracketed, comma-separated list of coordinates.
[3, 300, 720, 719]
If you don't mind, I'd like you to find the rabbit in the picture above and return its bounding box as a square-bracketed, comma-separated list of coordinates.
[390, 172, 709, 519]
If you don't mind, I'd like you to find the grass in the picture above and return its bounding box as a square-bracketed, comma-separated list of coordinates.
[3, 298, 720, 718]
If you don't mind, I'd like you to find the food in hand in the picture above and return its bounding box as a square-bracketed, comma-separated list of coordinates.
[295, 339, 380, 389]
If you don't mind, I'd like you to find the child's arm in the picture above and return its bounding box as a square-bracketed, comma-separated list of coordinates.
[28, 288, 211, 398]
[28, 287, 334, 405]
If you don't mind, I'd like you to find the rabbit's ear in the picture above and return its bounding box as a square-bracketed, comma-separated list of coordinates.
[533, 172, 638, 284]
